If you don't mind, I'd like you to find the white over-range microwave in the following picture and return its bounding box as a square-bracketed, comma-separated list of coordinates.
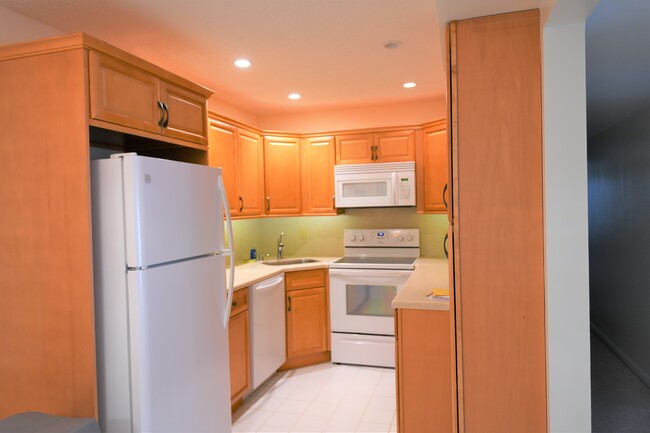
[334, 161, 415, 208]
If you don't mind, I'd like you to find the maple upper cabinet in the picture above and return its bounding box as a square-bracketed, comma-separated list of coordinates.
[89, 50, 209, 145]
[264, 136, 302, 215]
[301, 136, 336, 214]
[417, 122, 449, 214]
[336, 130, 415, 164]
[208, 117, 264, 217]
[448, 10, 546, 433]
[283, 269, 330, 369]
[228, 289, 250, 409]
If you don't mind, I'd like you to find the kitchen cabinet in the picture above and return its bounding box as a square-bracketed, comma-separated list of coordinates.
[336, 130, 415, 164]
[281, 269, 330, 369]
[89, 50, 209, 145]
[301, 136, 337, 214]
[228, 288, 250, 409]
[208, 118, 265, 217]
[0, 33, 211, 420]
[264, 136, 302, 215]
[395, 309, 453, 433]
[417, 122, 448, 214]
[448, 10, 546, 433]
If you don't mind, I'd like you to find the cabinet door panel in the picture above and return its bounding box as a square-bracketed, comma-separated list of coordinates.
[238, 129, 265, 216]
[208, 120, 238, 215]
[302, 137, 336, 214]
[264, 136, 302, 215]
[286, 287, 328, 358]
[228, 310, 250, 404]
[88, 50, 160, 134]
[423, 128, 448, 213]
[335, 134, 374, 164]
[160, 81, 208, 145]
[376, 130, 415, 162]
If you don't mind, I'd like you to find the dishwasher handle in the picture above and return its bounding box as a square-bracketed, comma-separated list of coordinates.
[252, 275, 284, 293]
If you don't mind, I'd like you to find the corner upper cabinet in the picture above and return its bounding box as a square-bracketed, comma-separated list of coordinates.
[89, 50, 209, 145]
[336, 130, 415, 164]
[417, 122, 449, 213]
[264, 135, 302, 215]
[301, 136, 336, 214]
[208, 118, 264, 217]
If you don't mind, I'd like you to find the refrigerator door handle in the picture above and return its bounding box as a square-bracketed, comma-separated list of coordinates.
[218, 175, 235, 329]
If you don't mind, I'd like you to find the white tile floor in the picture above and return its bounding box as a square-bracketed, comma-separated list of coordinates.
[232, 363, 397, 433]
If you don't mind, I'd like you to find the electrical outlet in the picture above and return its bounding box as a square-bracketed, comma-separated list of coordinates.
[299, 227, 306, 240]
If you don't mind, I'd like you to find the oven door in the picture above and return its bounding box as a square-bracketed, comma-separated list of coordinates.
[329, 268, 412, 335]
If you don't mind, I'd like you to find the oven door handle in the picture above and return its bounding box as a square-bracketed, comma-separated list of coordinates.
[329, 269, 413, 279]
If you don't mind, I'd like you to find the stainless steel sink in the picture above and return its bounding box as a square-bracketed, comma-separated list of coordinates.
[261, 258, 320, 266]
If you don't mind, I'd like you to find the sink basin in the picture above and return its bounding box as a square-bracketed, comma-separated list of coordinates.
[261, 258, 320, 266]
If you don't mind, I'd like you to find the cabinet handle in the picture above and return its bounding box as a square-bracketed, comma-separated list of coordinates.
[232, 300, 237, 307]
[238, 196, 244, 212]
[162, 102, 169, 128]
[443, 183, 448, 209]
[157, 101, 165, 127]
[371, 145, 377, 160]
[443, 233, 449, 259]
[332, 195, 336, 209]
[287, 296, 292, 312]
[266, 196, 270, 212]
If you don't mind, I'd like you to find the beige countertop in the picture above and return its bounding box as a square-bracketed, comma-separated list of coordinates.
[229, 257, 340, 290]
[391, 258, 450, 311]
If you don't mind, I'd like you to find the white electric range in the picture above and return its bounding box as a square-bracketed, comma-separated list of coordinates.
[329, 228, 419, 368]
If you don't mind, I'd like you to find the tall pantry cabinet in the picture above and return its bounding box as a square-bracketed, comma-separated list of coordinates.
[447, 10, 546, 433]
[0, 34, 211, 420]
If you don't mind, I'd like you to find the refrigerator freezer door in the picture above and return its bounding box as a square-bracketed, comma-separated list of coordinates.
[127, 254, 231, 433]
[120, 154, 224, 267]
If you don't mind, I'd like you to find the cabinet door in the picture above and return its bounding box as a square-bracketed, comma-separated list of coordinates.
[286, 287, 328, 358]
[238, 129, 265, 216]
[228, 309, 250, 405]
[335, 134, 374, 164]
[160, 80, 208, 145]
[376, 130, 415, 162]
[422, 127, 448, 213]
[208, 120, 238, 215]
[264, 136, 302, 215]
[88, 50, 161, 134]
[396, 309, 452, 433]
[301, 137, 336, 214]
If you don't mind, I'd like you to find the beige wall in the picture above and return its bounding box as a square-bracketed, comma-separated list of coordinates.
[0, 6, 63, 44]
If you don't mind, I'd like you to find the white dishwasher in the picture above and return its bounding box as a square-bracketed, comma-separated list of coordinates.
[249, 274, 286, 390]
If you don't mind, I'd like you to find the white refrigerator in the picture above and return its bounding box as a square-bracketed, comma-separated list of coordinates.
[91, 154, 235, 433]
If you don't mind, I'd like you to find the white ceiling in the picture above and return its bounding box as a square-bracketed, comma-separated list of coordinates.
[0, 0, 647, 134]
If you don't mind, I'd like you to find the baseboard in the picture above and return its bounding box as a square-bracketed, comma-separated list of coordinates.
[591, 323, 650, 388]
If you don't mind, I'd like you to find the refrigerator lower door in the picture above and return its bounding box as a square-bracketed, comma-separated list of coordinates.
[127, 254, 231, 433]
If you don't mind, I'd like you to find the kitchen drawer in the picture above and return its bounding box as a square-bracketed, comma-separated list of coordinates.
[230, 288, 248, 317]
[286, 269, 327, 291]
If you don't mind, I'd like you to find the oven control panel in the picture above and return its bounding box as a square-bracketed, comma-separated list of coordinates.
[343, 229, 419, 247]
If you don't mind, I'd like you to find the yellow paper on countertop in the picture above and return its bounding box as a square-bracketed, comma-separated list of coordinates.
[431, 288, 449, 297]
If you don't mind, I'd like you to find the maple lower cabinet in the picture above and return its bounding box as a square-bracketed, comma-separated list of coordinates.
[228, 289, 250, 408]
[89, 50, 209, 145]
[395, 309, 453, 433]
[336, 130, 415, 164]
[0, 33, 211, 420]
[301, 136, 336, 214]
[282, 269, 330, 369]
[418, 122, 449, 214]
[264, 136, 302, 215]
[448, 10, 546, 433]
[208, 118, 265, 217]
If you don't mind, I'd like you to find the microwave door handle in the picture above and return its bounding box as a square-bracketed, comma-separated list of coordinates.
[392, 172, 399, 205]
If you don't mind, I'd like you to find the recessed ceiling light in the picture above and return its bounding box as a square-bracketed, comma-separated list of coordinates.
[403, 82, 417, 89]
[234, 59, 251, 68]
[288, 93, 302, 100]
[384, 40, 402, 49]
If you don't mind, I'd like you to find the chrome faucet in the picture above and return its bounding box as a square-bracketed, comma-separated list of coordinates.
[277, 232, 285, 260]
